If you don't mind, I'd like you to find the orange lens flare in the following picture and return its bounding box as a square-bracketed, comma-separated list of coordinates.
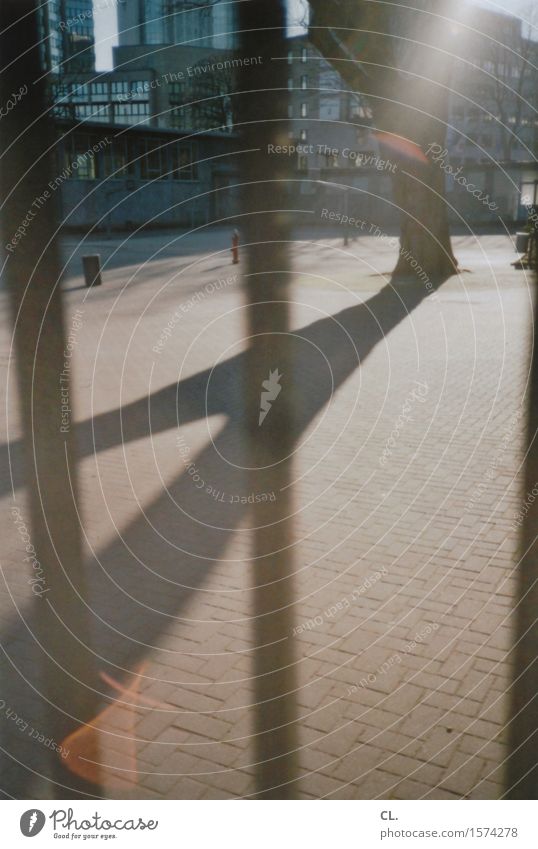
[60, 665, 149, 790]
[374, 132, 429, 164]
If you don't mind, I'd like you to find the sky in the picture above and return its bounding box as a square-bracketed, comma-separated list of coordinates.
[93, 0, 536, 70]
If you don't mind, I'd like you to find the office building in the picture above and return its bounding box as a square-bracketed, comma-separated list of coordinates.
[37, 0, 96, 74]
[118, 0, 237, 49]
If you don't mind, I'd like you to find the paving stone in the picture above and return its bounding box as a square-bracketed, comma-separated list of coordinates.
[0, 233, 527, 799]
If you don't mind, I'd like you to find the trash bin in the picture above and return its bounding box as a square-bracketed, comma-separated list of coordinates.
[82, 254, 102, 288]
[515, 232, 530, 254]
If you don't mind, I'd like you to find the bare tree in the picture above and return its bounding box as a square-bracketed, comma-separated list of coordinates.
[308, 0, 465, 280]
[479, 4, 538, 162]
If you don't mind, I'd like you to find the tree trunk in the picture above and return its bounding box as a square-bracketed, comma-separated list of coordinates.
[308, 0, 462, 282]
[392, 166, 458, 280]
[384, 109, 459, 281]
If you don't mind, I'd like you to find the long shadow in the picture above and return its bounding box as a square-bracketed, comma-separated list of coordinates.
[0, 275, 445, 796]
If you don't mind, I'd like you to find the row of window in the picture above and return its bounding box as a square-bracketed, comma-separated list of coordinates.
[287, 103, 370, 122]
[288, 76, 309, 90]
[288, 47, 309, 63]
[60, 134, 198, 182]
[54, 101, 152, 126]
[54, 80, 152, 103]
[290, 128, 370, 145]
[481, 61, 523, 78]
[451, 105, 538, 125]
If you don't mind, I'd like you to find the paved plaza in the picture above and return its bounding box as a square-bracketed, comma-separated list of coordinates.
[0, 229, 533, 799]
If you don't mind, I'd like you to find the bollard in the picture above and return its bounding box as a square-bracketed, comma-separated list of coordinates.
[231, 229, 239, 264]
[82, 254, 102, 287]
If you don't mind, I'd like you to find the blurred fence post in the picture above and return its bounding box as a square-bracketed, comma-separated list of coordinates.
[0, 0, 103, 797]
[507, 269, 538, 798]
[238, 0, 299, 799]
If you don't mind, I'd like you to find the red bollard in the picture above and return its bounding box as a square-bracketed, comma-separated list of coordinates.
[231, 229, 239, 264]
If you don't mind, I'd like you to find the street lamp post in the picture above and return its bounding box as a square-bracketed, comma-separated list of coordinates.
[318, 179, 352, 246]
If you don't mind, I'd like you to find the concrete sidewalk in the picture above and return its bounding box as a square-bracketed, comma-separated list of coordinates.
[0, 232, 532, 799]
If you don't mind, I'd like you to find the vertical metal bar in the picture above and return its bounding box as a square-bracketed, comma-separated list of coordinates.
[507, 268, 538, 798]
[0, 0, 103, 798]
[238, 0, 299, 799]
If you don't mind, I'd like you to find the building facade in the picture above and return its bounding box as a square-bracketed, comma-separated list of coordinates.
[55, 120, 240, 231]
[52, 69, 155, 126]
[447, 5, 538, 168]
[295, 2, 538, 227]
[44, 2, 240, 231]
[37, 0, 96, 74]
[118, 0, 237, 49]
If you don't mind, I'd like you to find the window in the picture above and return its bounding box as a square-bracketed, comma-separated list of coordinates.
[115, 102, 150, 125]
[90, 81, 108, 100]
[64, 134, 97, 180]
[300, 102, 307, 117]
[301, 75, 307, 89]
[111, 80, 130, 101]
[140, 138, 165, 180]
[298, 155, 308, 170]
[131, 80, 149, 95]
[69, 82, 89, 102]
[288, 77, 293, 90]
[75, 103, 107, 122]
[171, 143, 198, 180]
[287, 50, 293, 65]
[300, 129, 307, 141]
[169, 81, 185, 103]
[101, 142, 124, 178]
[301, 47, 307, 63]
[288, 104, 293, 118]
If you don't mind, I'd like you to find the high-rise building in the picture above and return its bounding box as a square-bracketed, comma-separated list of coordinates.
[118, 0, 237, 49]
[37, 0, 96, 74]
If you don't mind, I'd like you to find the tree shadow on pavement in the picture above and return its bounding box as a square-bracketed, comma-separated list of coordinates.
[0, 273, 448, 797]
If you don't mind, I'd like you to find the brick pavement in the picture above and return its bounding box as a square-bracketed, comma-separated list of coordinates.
[0, 231, 532, 799]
